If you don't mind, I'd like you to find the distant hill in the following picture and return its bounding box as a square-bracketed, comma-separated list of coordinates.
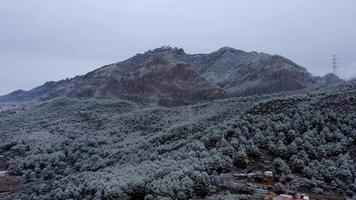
[0, 46, 343, 106]
[314, 73, 345, 85]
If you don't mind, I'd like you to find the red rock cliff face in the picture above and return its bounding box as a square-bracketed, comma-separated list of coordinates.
[66, 57, 225, 106]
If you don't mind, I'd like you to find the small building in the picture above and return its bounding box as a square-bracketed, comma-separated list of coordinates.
[264, 171, 273, 177]
[0, 170, 8, 177]
[301, 194, 310, 200]
[263, 171, 274, 185]
[273, 194, 293, 200]
[295, 193, 303, 200]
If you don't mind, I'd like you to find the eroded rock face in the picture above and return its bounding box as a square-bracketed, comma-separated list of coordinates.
[65, 56, 225, 106]
[0, 46, 336, 106]
[194, 52, 316, 96]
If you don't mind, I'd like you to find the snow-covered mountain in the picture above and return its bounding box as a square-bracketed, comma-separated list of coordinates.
[0, 46, 342, 106]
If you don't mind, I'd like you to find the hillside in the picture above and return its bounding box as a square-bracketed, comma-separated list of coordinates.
[314, 73, 345, 86]
[0, 82, 355, 199]
[0, 46, 325, 106]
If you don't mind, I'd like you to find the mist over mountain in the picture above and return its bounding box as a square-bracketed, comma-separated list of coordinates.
[0, 46, 342, 106]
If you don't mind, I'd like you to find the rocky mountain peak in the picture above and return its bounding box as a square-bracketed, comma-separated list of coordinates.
[145, 46, 185, 56]
[216, 46, 245, 54]
[0, 46, 331, 106]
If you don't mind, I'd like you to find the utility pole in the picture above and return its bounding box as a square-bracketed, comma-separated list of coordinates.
[332, 54, 338, 75]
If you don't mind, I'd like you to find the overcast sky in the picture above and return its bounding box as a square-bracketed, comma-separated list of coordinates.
[1, 0, 356, 95]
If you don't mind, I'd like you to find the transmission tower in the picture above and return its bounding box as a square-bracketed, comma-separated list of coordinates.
[332, 54, 338, 75]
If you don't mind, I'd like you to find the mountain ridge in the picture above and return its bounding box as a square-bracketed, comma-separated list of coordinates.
[0, 46, 344, 106]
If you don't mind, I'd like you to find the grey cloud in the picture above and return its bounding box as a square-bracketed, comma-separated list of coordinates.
[0, 0, 355, 94]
